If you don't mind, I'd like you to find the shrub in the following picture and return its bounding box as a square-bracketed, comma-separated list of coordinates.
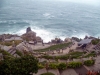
[16, 50, 23, 57]
[41, 72, 55, 75]
[0, 40, 22, 46]
[68, 61, 82, 68]
[69, 52, 84, 59]
[84, 60, 95, 66]
[42, 55, 53, 59]
[38, 63, 44, 69]
[42, 51, 85, 60]
[0, 55, 39, 75]
[92, 39, 100, 45]
[13, 40, 22, 45]
[57, 63, 67, 70]
[4, 42, 13, 46]
[58, 55, 69, 60]
[0, 49, 13, 60]
[40, 61, 48, 66]
[49, 63, 58, 69]
[35, 42, 72, 52]
[84, 52, 96, 58]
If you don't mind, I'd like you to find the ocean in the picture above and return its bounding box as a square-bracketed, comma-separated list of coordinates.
[0, 0, 100, 42]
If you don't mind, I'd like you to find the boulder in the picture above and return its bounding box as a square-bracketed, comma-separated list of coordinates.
[36, 36, 42, 42]
[64, 38, 71, 42]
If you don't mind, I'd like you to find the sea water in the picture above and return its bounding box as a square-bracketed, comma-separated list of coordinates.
[0, 0, 100, 42]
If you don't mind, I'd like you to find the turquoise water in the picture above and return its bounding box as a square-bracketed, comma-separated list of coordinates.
[0, 0, 100, 42]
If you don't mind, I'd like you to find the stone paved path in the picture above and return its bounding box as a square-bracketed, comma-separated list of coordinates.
[33, 68, 47, 75]
[61, 69, 78, 75]
[48, 69, 60, 75]
[74, 66, 88, 75]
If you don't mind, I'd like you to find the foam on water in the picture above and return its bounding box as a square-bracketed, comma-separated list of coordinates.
[0, 21, 7, 23]
[0, 19, 94, 42]
[0, 0, 100, 42]
[43, 13, 51, 17]
[15, 25, 89, 42]
[15, 26, 56, 42]
[43, 13, 55, 19]
[71, 33, 90, 39]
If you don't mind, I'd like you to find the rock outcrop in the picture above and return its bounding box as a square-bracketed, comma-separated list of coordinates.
[26, 27, 32, 33]
[36, 36, 42, 42]
[64, 38, 72, 42]
[72, 37, 81, 42]
[51, 38, 62, 44]
[22, 27, 42, 42]
[0, 34, 19, 41]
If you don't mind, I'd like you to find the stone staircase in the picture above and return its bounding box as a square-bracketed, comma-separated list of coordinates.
[8, 47, 17, 55]
[93, 43, 100, 50]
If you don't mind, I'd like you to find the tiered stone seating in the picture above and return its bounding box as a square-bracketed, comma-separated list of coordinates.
[8, 47, 16, 55]
[93, 43, 100, 50]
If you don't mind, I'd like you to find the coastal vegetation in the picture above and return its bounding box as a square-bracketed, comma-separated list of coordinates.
[49, 63, 58, 69]
[34, 42, 72, 52]
[91, 39, 100, 45]
[16, 50, 23, 57]
[0, 54, 38, 75]
[0, 40, 22, 46]
[67, 61, 82, 68]
[38, 63, 45, 69]
[57, 63, 67, 70]
[84, 51, 96, 58]
[0, 27, 99, 75]
[0, 49, 14, 59]
[37, 59, 95, 69]
[84, 60, 95, 66]
[41, 51, 85, 60]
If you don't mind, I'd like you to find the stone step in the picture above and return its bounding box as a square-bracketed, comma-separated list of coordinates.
[61, 69, 78, 75]
[74, 66, 88, 75]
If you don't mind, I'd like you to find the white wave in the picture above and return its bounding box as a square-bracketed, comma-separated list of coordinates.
[94, 34, 100, 38]
[31, 27, 57, 42]
[16, 29, 26, 35]
[15, 26, 56, 42]
[43, 13, 51, 17]
[2, 26, 93, 42]
[0, 21, 7, 23]
[15, 25, 91, 42]
[71, 32, 90, 39]
[0, 20, 92, 42]
[43, 13, 55, 18]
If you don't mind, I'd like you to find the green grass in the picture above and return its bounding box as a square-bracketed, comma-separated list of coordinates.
[69, 51, 84, 59]
[84, 52, 96, 58]
[41, 51, 84, 60]
[34, 42, 72, 52]
[0, 49, 12, 56]
[91, 39, 100, 45]
[0, 49, 14, 59]
[0, 40, 22, 46]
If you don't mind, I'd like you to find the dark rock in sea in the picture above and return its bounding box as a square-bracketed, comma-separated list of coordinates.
[22, 27, 43, 41]
[26, 27, 32, 33]
[84, 35, 89, 39]
[22, 31, 36, 41]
